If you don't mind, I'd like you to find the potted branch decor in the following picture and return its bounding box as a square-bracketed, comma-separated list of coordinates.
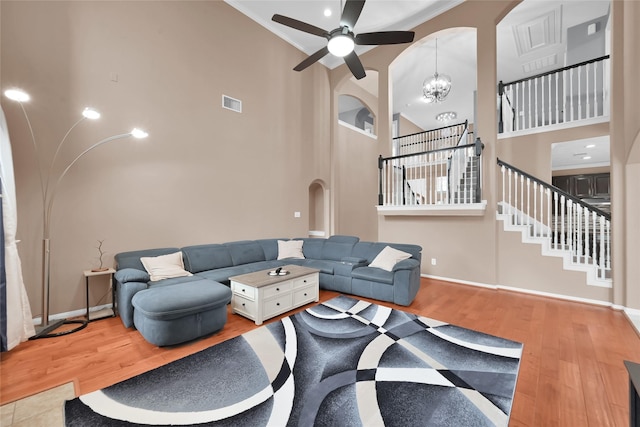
[92, 239, 109, 272]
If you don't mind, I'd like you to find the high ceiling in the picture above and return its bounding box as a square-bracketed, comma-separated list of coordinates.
[225, 0, 611, 169]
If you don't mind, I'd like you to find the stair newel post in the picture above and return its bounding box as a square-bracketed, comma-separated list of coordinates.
[378, 155, 383, 206]
[498, 81, 504, 134]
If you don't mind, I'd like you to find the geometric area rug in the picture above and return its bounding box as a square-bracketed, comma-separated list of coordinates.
[64, 295, 523, 426]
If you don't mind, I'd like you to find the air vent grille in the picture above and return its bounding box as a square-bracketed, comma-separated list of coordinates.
[222, 95, 242, 113]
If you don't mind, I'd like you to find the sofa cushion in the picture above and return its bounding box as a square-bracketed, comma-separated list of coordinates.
[225, 241, 266, 265]
[288, 259, 335, 275]
[351, 266, 394, 285]
[196, 260, 284, 284]
[369, 246, 412, 272]
[255, 239, 285, 261]
[299, 238, 325, 259]
[132, 279, 231, 321]
[115, 248, 181, 271]
[182, 244, 233, 273]
[140, 251, 193, 282]
[321, 235, 359, 261]
[114, 268, 149, 283]
[277, 240, 305, 260]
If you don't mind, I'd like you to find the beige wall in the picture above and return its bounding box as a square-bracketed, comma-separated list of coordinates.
[398, 114, 424, 136]
[1, 1, 331, 316]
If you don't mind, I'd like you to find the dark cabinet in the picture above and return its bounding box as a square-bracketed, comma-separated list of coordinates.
[552, 173, 610, 199]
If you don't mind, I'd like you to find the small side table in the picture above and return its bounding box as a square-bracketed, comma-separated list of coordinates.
[83, 268, 116, 322]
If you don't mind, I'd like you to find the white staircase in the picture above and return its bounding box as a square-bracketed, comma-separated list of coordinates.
[497, 202, 611, 288]
[497, 160, 612, 289]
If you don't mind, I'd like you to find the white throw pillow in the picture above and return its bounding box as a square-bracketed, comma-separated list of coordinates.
[277, 240, 305, 260]
[369, 246, 412, 272]
[140, 251, 193, 281]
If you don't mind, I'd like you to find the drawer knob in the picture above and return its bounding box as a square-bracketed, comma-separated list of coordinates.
[242, 303, 245, 307]
[276, 302, 280, 306]
[276, 288, 280, 291]
[242, 289, 245, 292]
[304, 293, 307, 296]
[303, 280, 307, 283]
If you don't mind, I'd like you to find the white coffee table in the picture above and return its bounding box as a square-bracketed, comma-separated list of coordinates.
[229, 265, 319, 325]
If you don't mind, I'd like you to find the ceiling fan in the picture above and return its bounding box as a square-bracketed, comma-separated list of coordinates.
[272, 0, 415, 80]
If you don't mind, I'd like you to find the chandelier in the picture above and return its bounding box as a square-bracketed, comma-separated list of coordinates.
[422, 39, 451, 103]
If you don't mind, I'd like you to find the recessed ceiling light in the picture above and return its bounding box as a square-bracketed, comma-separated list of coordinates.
[583, 156, 592, 160]
[324, 8, 332, 17]
[585, 144, 596, 148]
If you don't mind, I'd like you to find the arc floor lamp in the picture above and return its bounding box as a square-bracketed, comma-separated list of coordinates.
[4, 88, 148, 339]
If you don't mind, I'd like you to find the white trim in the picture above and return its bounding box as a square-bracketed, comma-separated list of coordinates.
[422, 274, 612, 307]
[623, 307, 640, 337]
[498, 116, 609, 139]
[338, 120, 378, 139]
[31, 303, 112, 325]
[377, 201, 487, 216]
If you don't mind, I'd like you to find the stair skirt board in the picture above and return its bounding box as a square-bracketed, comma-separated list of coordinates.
[496, 206, 611, 289]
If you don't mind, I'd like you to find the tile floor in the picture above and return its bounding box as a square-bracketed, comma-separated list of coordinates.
[0, 382, 75, 427]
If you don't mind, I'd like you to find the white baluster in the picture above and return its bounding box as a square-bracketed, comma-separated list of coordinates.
[562, 69, 567, 124]
[567, 201, 573, 255]
[508, 168, 512, 219]
[501, 165, 505, 213]
[577, 205, 583, 264]
[533, 181, 537, 237]
[520, 175, 524, 225]
[527, 178, 531, 228]
[514, 172, 519, 223]
[560, 195, 565, 249]
[553, 191, 559, 250]
[540, 184, 545, 237]
[534, 77, 539, 128]
[546, 188, 551, 241]
[594, 61, 599, 117]
[606, 220, 611, 270]
[585, 64, 591, 118]
[599, 215, 605, 278]
[578, 65, 583, 120]
[583, 207, 590, 264]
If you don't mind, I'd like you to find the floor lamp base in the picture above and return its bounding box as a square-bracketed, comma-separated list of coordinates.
[29, 318, 88, 340]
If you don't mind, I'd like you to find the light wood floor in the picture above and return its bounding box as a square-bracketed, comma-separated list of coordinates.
[1, 278, 639, 426]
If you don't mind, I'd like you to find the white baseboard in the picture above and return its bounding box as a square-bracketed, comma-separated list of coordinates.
[31, 303, 113, 326]
[422, 273, 619, 309]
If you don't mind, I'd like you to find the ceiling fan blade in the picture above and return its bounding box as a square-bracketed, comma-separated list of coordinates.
[340, 0, 366, 30]
[293, 46, 330, 71]
[344, 51, 366, 80]
[272, 14, 329, 38]
[355, 31, 415, 45]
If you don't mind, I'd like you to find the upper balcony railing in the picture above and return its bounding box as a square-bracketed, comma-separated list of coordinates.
[498, 55, 610, 134]
[380, 122, 484, 207]
[393, 121, 469, 156]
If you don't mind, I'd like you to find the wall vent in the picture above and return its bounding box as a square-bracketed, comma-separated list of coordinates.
[222, 95, 242, 113]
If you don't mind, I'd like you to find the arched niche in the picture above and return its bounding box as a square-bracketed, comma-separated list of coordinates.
[308, 179, 329, 238]
[336, 71, 379, 137]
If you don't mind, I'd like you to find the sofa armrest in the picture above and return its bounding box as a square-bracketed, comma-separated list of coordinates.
[392, 258, 420, 272]
[115, 268, 150, 283]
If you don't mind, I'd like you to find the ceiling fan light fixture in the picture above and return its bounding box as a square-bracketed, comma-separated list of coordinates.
[328, 32, 354, 57]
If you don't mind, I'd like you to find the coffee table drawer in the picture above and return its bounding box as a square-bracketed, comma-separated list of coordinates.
[232, 294, 257, 318]
[263, 294, 293, 319]
[232, 282, 256, 300]
[294, 275, 317, 289]
[293, 285, 317, 305]
[263, 280, 293, 299]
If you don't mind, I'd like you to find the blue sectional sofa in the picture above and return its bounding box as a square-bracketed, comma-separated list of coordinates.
[114, 235, 422, 329]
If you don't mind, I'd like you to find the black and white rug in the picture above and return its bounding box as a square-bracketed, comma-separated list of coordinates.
[64, 296, 523, 426]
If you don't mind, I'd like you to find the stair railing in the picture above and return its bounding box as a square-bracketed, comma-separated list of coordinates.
[378, 135, 483, 207]
[497, 158, 611, 280]
[393, 121, 468, 156]
[498, 55, 610, 134]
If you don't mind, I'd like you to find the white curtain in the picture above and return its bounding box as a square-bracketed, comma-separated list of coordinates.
[0, 106, 35, 350]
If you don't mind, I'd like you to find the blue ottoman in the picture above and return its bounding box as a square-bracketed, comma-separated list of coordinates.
[132, 279, 232, 346]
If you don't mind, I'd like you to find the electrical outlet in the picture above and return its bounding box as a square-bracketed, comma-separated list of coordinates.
[294, 211, 301, 218]
[431, 258, 437, 266]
